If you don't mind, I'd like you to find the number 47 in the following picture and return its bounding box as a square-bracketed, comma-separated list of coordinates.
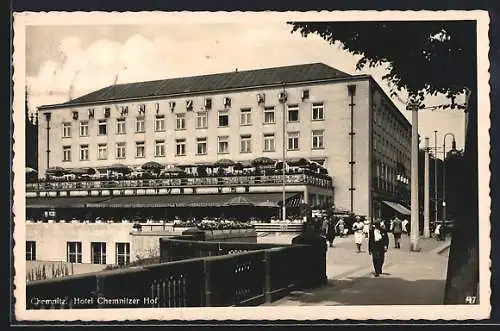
[465, 296, 477, 304]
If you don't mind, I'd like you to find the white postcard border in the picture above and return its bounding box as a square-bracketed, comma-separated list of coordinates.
[12, 10, 491, 321]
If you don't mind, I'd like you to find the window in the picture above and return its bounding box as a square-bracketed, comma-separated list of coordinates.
[136, 116, 145, 133]
[155, 115, 165, 132]
[97, 144, 108, 160]
[176, 139, 186, 156]
[26, 241, 36, 261]
[155, 140, 165, 157]
[79, 121, 89, 137]
[196, 137, 207, 155]
[116, 118, 126, 134]
[91, 242, 106, 264]
[287, 132, 299, 151]
[218, 136, 229, 154]
[204, 98, 212, 110]
[312, 103, 324, 121]
[264, 133, 275, 152]
[196, 112, 208, 129]
[136, 141, 145, 158]
[62, 122, 72, 138]
[312, 130, 325, 149]
[80, 145, 89, 161]
[287, 105, 299, 122]
[67, 241, 82, 263]
[116, 142, 126, 159]
[301, 89, 310, 100]
[240, 108, 252, 126]
[63, 146, 71, 162]
[115, 242, 130, 266]
[218, 111, 229, 127]
[240, 135, 252, 153]
[176, 113, 186, 130]
[264, 107, 275, 124]
[98, 120, 107, 135]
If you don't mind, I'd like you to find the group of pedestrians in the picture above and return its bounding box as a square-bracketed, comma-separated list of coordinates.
[315, 214, 414, 277]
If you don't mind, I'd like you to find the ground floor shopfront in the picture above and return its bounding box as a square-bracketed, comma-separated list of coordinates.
[372, 195, 411, 221]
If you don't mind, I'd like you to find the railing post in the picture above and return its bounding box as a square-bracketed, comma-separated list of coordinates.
[203, 259, 211, 307]
[93, 275, 104, 308]
[264, 250, 272, 303]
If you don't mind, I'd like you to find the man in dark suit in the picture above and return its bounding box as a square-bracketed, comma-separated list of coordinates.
[368, 220, 390, 277]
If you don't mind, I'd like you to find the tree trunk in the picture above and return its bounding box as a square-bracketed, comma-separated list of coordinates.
[443, 80, 479, 303]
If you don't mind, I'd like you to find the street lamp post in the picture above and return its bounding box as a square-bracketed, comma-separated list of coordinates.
[280, 82, 287, 223]
[406, 95, 420, 252]
[442, 133, 456, 226]
[424, 137, 430, 238]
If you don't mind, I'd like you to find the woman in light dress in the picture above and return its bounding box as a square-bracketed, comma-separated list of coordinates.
[352, 217, 365, 253]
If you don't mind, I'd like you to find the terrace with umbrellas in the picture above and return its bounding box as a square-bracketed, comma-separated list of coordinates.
[26, 157, 334, 223]
[26, 157, 332, 190]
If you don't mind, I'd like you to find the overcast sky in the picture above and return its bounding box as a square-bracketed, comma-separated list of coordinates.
[25, 22, 466, 151]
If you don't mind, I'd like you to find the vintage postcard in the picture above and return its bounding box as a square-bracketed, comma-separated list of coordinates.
[12, 11, 491, 322]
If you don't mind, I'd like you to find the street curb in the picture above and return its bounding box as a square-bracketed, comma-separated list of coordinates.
[433, 241, 451, 255]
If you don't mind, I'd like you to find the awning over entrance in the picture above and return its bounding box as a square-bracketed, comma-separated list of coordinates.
[382, 200, 411, 215]
[27, 193, 301, 209]
[26, 196, 113, 209]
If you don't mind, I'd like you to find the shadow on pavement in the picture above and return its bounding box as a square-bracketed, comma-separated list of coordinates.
[283, 276, 447, 305]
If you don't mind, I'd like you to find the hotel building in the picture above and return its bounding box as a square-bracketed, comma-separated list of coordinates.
[33, 63, 411, 219]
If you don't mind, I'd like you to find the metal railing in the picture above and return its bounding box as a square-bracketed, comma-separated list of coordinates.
[26, 239, 323, 309]
[26, 173, 333, 192]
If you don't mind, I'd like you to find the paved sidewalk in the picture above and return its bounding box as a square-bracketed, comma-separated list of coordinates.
[259, 233, 450, 306]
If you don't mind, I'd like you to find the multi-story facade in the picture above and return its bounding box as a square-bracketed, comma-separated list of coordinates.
[36, 63, 411, 218]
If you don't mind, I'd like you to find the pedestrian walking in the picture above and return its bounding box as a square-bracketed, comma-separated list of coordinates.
[326, 217, 336, 247]
[434, 223, 443, 241]
[368, 220, 389, 277]
[402, 218, 409, 235]
[352, 217, 365, 253]
[390, 216, 403, 249]
[321, 217, 329, 237]
[335, 218, 345, 238]
[363, 219, 370, 238]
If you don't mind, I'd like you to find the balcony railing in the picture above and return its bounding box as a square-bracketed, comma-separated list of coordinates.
[26, 239, 325, 309]
[26, 173, 333, 192]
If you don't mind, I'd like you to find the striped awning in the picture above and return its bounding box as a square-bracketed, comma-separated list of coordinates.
[382, 200, 411, 215]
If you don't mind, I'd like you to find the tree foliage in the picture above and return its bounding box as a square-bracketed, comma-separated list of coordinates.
[289, 21, 476, 110]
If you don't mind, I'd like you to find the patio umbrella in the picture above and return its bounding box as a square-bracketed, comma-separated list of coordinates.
[25, 167, 37, 173]
[70, 167, 97, 175]
[108, 164, 132, 174]
[233, 162, 244, 171]
[45, 166, 68, 176]
[214, 159, 235, 166]
[142, 161, 164, 171]
[275, 161, 288, 170]
[251, 157, 275, 166]
[289, 158, 309, 167]
[225, 196, 255, 206]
